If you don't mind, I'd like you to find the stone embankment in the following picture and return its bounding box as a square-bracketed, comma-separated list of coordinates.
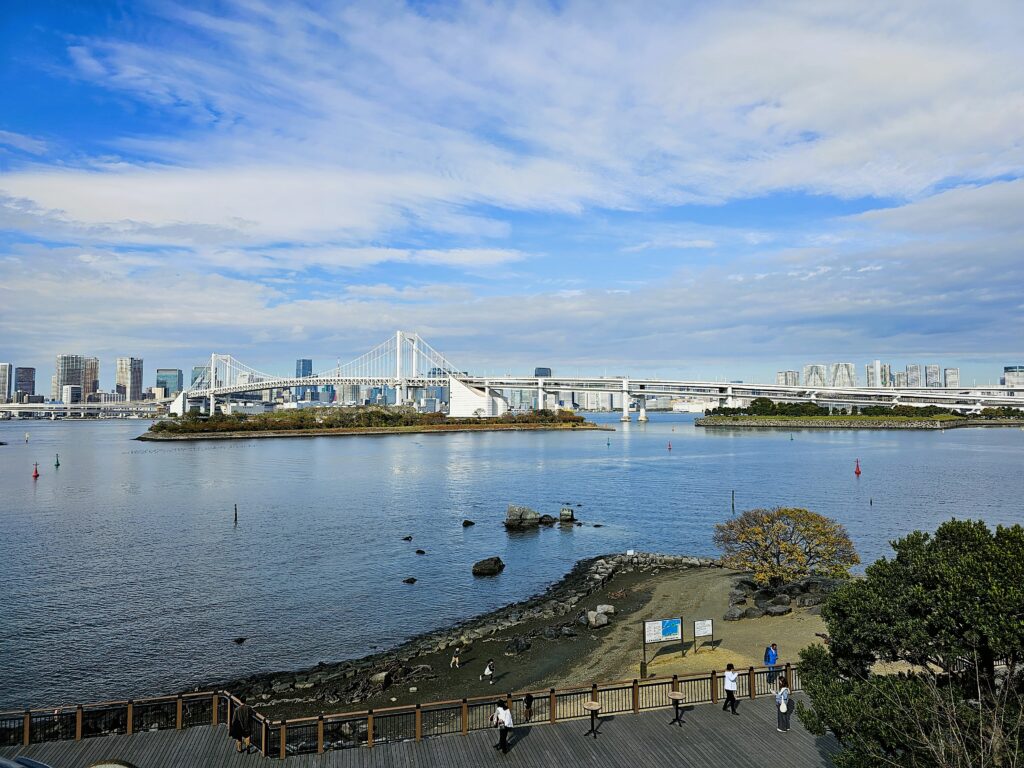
[218, 552, 719, 711]
[696, 416, 967, 430]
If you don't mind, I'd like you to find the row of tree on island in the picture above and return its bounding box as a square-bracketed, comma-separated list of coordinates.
[718, 507, 1024, 767]
[708, 397, 1024, 419]
[149, 406, 587, 434]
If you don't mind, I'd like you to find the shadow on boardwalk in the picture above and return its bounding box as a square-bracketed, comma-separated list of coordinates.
[1, 696, 838, 768]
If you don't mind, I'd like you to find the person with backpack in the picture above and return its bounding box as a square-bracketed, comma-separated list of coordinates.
[774, 676, 791, 732]
[764, 642, 779, 683]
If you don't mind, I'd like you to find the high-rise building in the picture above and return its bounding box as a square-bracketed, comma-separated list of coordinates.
[865, 365, 876, 388]
[191, 366, 209, 387]
[829, 363, 857, 388]
[295, 358, 315, 400]
[880, 363, 892, 387]
[116, 357, 144, 401]
[894, 371, 908, 387]
[0, 363, 11, 402]
[156, 369, 184, 396]
[1004, 366, 1024, 388]
[944, 368, 960, 388]
[53, 354, 85, 400]
[871, 360, 882, 388]
[14, 367, 35, 397]
[776, 371, 799, 386]
[803, 364, 827, 388]
[925, 364, 941, 387]
[906, 364, 922, 387]
[83, 357, 100, 395]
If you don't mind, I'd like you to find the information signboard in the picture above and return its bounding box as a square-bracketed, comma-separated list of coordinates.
[694, 619, 713, 638]
[644, 618, 682, 644]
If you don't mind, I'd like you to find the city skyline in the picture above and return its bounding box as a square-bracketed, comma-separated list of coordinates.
[2, 3, 1023, 383]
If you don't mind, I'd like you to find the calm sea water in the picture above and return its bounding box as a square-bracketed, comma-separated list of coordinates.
[1, 414, 1022, 708]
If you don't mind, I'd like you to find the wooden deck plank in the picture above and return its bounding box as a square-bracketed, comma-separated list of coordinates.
[0, 697, 837, 767]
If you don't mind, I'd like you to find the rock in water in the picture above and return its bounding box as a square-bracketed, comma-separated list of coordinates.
[462, 519, 475, 527]
[472, 557, 505, 576]
[415, 549, 426, 555]
[504, 504, 540, 530]
[233, 637, 247, 645]
[402, 535, 413, 541]
[403, 577, 417, 585]
[559, 507, 576, 523]
[538, 514, 556, 525]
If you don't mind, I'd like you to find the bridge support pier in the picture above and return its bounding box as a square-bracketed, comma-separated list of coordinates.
[620, 396, 631, 422]
[638, 400, 648, 422]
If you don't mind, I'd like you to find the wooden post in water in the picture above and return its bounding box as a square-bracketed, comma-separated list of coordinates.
[731, 490, 735, 515]
[632, 680, 640, 713]
[75, 705, 83, 740]
[126, 701, 134, 735]
[317, 715, 324, 753]
[234, 504, 238, 526]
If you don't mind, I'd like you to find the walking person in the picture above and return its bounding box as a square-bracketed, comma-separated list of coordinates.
[722, 663, 739, 715]
[229, 695, 254, 753]
[480, 658, 495, 685]
[764, 642, 779, 683]
[774, 676, 791, 733]
[450, 646, 461, 669]
[523, 693, 534, 722]
[490, 700, 514, 753]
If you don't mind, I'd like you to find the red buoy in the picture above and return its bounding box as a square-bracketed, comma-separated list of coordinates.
[668, 442, 672, 451]
[32, 462, 39, 479]
[854, 458, 861, 477]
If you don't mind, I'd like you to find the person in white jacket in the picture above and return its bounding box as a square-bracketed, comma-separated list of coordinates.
[722, 663, 739, 715]
[491, 701, 514, 753]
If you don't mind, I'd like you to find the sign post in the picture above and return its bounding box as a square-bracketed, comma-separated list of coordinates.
[642, 618, 684, 676]
[693, 619, 714, 653]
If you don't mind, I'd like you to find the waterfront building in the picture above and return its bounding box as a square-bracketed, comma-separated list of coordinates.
[93, 391, 126, 403]
[925, 364, 941, 387]
[191, 365, 209, 388]
[944, 368, 960, 388]
[14, 366, 35, 397]
[53, 354, 85, 400]
[1005, 366, 1024, 387]
[776, 370, 799, 386]
[83, 357, 100, 396]
[828, 363, 857, 388]
[0, 362, 11, 402]
[534, 367, 552, 377]
[881, 363, 892, 387]
[803, 364, 827, 388]
[871, 360, 882, 388]
[906, 364, 922, 387]
[156, 369, 184, 396]
[865, 364, 876, 388]
[894, 371, 909, 387]
[61, 384, 82, 404]
[115, 357, 144, 401]
[294, 358, 317, 400]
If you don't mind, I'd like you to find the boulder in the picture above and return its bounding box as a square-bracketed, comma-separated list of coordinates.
[587, 611, 610, 628]
[796, 594, 824, 608]
[505, 505, 541, 530]
[596, 604, 615, 615]
[743, 606, 766, 619]
[735, 577, 759, 591]
[542, 626, 559, 640]
[370, 671, 390, 686]
[402, 577, 417, 585]
[538, 514, 556, 525]
[472, 557, 505, 576]
[504, 637, 531, 656]
[462, 519, 475, 527]
[771, 594, 792, 606]
[778, 582, 807, 596]
[559, 507, 576, 522]
[765, 605, 792, 617]
[560, 626, 578, 637]
[723, 606, 745, 621]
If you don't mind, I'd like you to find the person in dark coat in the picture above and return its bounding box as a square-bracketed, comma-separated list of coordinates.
[230, 695, 254, 753]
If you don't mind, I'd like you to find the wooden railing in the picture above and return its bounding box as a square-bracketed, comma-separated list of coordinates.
[0, 663, 799, 759]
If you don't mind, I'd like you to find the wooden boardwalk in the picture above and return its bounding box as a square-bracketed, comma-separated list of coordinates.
[0, 696, 838, 767]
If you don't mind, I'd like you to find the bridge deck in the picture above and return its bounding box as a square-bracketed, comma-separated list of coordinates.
[0, 696, 838, 767]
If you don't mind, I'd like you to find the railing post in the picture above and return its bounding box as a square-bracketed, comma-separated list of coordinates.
[591, 683, 598, 703]
[176, 695, 183, 729]
[414, 704, 422, 742]
[366, 710, 374, 748]
[262, 719, 268, 756]
[549, 688, 557, 724]
[710, 671, 718, 704]
[671, 674, 679, 693]
[748, 667, 756, 699]
[211, 693, 218, 726]
[785, 662, 792, 686]
[126, 700, 134, 735]
[226, 696, 232, 730]
[460, 699, 468, 735]
[632, 679, 640, 713]
[22, 710, 30, 746]
[279, 721, 287, 760]
[317, 715, 324, 753]
[75, 705, 83, 740]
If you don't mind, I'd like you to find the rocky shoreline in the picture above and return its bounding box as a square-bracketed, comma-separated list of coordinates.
[138, 422, 611, 441]
[215, 552, 719, 716]
[696, 416, 968, 429]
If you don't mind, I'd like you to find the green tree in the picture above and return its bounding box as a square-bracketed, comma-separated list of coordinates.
[712, 507, 859, 587]
[798, 520, 1024, 767]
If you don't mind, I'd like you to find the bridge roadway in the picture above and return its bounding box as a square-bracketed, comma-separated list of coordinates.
[0, 696, 838, 767]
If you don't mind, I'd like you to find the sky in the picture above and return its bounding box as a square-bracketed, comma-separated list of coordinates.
[1, 0, 1022, 389]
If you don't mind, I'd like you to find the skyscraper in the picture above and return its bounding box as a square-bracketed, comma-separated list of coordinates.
[925, 364, 941, 387]
[14, 367, 35, 397]
[944, 368, 960, 388]
[906, 364, 922, 387]
[295, 358, 316, 400]
[0, 363, 11, 402]
[156, 369, 184, 396]
[828, 363, 857, 388]
[116, 357, 144, 401]
[776, 371, 799, 386]
[1004, 366, 1024, 387]
[803, 364, 827, 387]
[54, 354, 85, 400]
[83, 357, 100, 396]
[880, 363, 892, 387]
[191, 366, 209, 387]
[894, 371, 908, 387]
[865, 364, 876, 388]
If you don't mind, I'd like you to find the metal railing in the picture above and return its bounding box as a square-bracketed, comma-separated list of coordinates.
[0, 663, 800, 759]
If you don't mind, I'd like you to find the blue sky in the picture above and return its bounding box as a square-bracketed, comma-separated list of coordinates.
[1, 0, 1022, 388]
